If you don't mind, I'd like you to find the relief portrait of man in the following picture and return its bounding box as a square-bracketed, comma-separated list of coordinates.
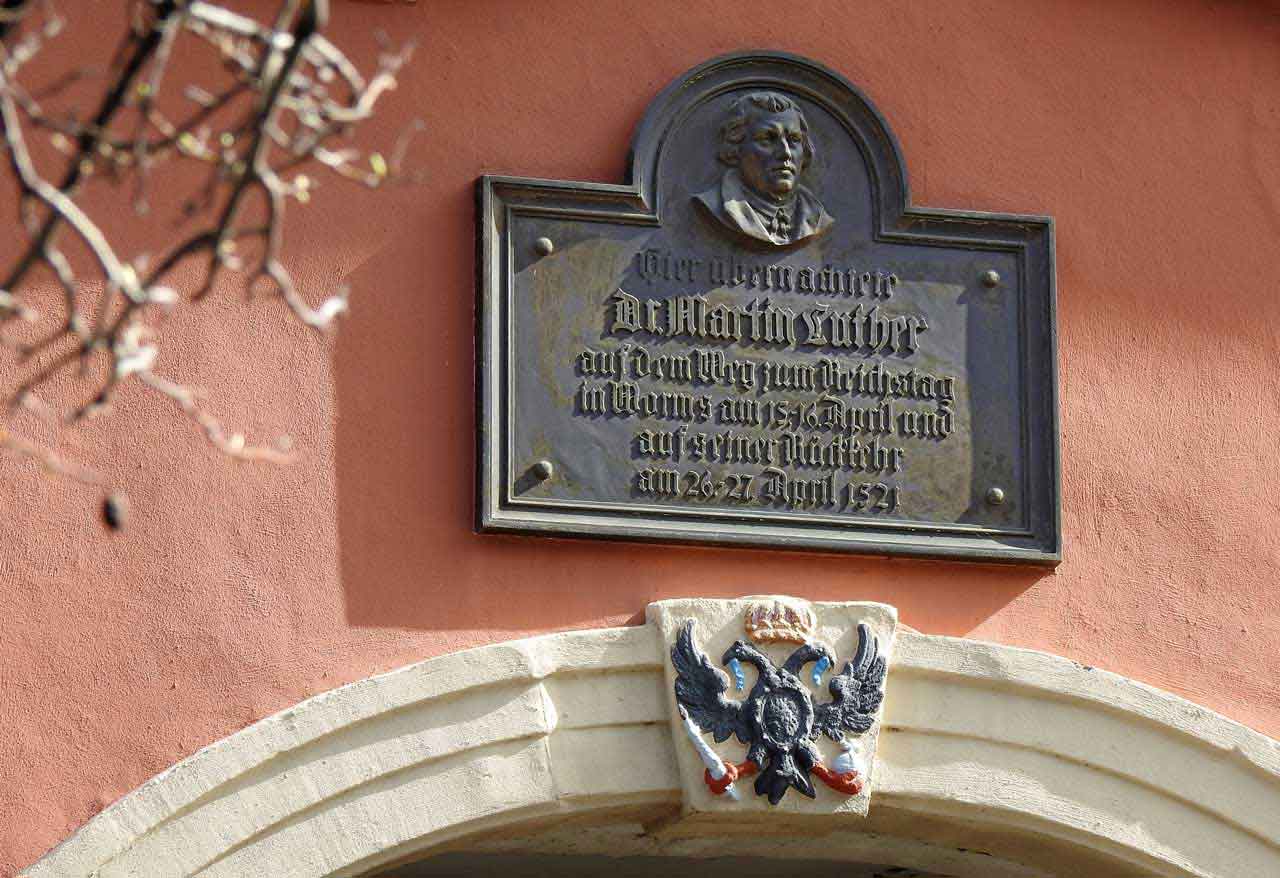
[694, 91, 835, 247]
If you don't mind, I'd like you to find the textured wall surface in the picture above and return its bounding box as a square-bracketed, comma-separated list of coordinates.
[2, 0, 1278, 874]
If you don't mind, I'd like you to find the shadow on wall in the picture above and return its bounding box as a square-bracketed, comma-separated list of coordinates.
[332, 181, 1049, 635]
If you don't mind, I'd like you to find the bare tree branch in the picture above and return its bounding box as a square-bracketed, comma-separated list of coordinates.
[0, 0, 417, 521]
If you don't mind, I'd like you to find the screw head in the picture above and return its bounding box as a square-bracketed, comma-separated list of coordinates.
[534, 237, 554, 256]
[981, 269, 1001, 288]
[986, 486, 1006, 506]
[532, 459, 555, 481]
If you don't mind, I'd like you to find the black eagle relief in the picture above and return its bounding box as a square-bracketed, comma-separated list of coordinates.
[671, 619, 887, 805]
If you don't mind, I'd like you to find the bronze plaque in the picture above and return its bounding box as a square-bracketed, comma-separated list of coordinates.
[478, 52, 1059, 563]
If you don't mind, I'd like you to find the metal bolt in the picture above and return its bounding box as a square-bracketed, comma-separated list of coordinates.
[981, 269, 1001, 288]
[986, 486, 1006, 506]
[534, 237, 554, 256]
[532, 460, 555, 481]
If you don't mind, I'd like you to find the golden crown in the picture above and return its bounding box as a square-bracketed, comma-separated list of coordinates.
[743, 597, 816, 644]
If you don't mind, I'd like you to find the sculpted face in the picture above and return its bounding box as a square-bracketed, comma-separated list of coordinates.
[738, 108, 806, 202]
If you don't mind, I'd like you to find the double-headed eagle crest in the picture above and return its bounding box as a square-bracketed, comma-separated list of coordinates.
[671, 607, 886, 805]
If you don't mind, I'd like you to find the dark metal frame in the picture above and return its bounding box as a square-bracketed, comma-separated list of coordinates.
[477, 51, 1060, 564]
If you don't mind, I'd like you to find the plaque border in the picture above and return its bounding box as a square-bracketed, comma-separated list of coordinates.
[477, 50, 1060, 564]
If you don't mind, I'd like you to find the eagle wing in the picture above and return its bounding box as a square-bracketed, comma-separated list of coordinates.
[671, 620, 749, 745]
[812, 623, 886, 741]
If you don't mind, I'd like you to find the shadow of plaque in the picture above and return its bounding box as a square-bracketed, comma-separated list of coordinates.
[478, 51, 1059, 563]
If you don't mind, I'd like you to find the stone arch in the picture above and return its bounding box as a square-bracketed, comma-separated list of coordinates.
[23, 616, 1280, 878]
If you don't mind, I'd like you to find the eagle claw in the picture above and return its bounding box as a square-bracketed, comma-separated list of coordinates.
[813, 764, 863, 795]
[705, 759, 758, 795]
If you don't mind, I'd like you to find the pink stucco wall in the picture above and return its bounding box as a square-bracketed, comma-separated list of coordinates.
[2, 1, 1279, 873]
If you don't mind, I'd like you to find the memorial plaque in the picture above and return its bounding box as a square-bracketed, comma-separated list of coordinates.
[477, 52, 1059, 563]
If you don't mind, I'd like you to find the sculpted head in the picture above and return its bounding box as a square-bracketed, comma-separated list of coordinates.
[696, 90, 833, 246]
[717, 92, 816, 202]
[723, 638, 771, 670]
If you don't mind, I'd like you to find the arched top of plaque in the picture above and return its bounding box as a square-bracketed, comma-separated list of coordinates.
[477, 51, 1059, 564]
[627, 51, 911, 240]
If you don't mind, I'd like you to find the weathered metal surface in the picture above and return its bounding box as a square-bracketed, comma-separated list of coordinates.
[478, 51, 1059, 563]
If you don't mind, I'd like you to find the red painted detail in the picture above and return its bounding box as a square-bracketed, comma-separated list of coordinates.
[704, 759, 759, 795]
[813, 763, 863, 795]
